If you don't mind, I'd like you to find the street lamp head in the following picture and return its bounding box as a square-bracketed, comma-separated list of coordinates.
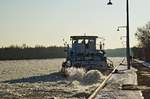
[107, 0, 113, 5]
[117, 28, 120, 31]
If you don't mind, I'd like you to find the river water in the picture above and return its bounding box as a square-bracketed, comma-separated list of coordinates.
[0, 58, 65, 82]
[0, 57, 124, 81]
[0, 57, 124, 98]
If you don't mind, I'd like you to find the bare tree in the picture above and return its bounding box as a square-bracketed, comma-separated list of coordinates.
[135, 22, 150, 61]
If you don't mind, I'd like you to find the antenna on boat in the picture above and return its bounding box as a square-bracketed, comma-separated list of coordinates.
[98, 36, 105, 50]
[62, 38, 67, 46]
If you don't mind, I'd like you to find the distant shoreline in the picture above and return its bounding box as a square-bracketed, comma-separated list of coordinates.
[0, 56, 123, 61]
[0, 57, 65, 61]
[0, 46, 66, 60]
[0, 46, 126, 60]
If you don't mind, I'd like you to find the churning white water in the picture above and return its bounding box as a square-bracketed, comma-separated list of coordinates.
[66, 67, 104, 85]
[66, 67, 86, 81]
[83, 70, 104, 84]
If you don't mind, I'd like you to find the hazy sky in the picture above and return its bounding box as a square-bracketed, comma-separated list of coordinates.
[0, 0, 150, 49]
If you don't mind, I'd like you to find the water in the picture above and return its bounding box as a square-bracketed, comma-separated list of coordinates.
[0, 58, 65, 82]
[0, 57, 124, 82]
[0, 57, 124, 98]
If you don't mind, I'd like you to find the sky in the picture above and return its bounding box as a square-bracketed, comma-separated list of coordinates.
[0, 0, 150, 49]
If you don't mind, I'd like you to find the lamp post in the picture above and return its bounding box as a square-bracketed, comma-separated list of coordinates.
[107, 0, 131, 69]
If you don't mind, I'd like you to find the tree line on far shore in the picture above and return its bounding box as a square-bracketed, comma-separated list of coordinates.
[0, 45, 66, 60]
[0, 44, 127, 60]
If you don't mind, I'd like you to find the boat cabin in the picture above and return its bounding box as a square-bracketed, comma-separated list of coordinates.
[63, 36, 107, 70]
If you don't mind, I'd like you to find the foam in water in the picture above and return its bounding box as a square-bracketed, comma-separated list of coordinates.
[66, 68, 103, 85]
[82, 70, 103, 85]
[66, 67, 86, 81]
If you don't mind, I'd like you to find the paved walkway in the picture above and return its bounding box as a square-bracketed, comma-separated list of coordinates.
[134, 59, 150, 68]
[95, 65, 143, 99]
